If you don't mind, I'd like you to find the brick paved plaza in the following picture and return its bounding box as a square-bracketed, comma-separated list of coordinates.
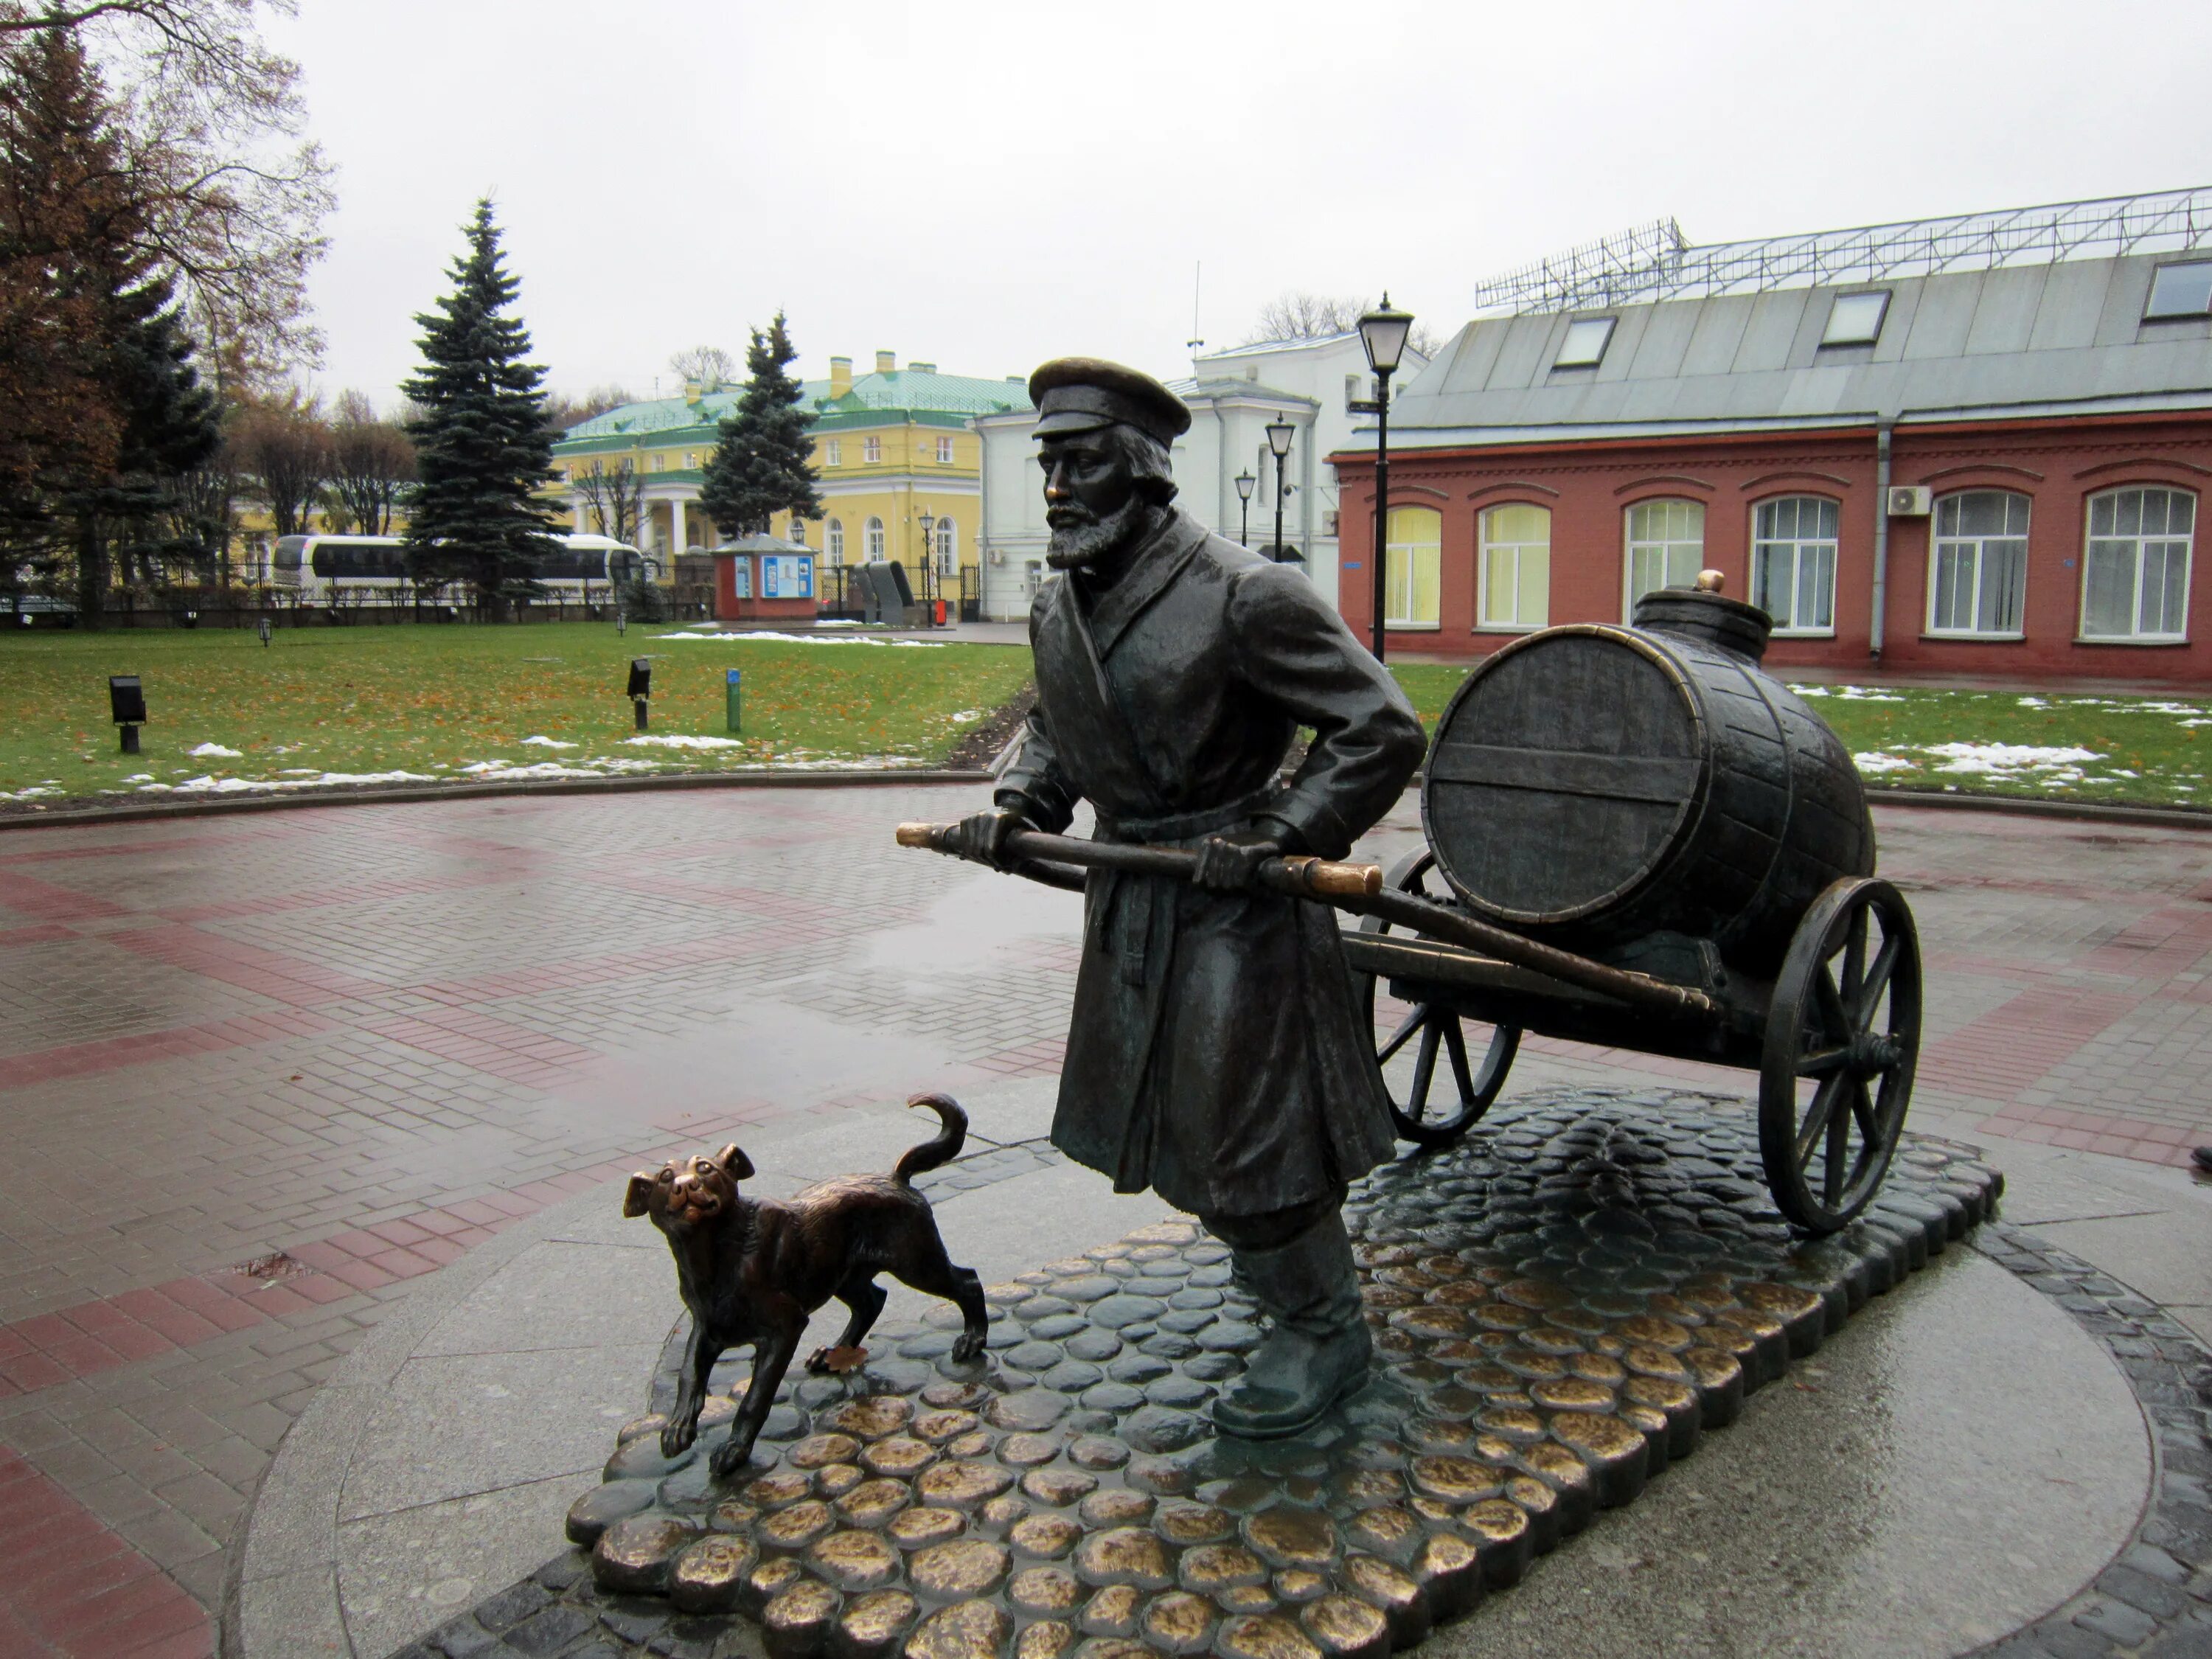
[1, 785, 2210, 1657]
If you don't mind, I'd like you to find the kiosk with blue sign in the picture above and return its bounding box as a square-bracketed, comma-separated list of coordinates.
[712, 535, 817, 623]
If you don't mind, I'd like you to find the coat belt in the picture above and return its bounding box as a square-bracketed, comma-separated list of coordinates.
[1087, 787, 1281, 987]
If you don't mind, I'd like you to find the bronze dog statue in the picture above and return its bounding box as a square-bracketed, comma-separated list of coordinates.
[625, 1091, 991, 1477]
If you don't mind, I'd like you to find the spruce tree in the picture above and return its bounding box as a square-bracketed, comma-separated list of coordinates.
[0, 27, 218, 622]
[700, 312, 822, 538]
[402, 200, 560, 616]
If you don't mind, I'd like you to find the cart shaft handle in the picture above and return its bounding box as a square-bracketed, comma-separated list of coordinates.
[896, 821, 1382, 900]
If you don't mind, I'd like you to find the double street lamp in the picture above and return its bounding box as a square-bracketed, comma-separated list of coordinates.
[1234, 470, 1256, 549]
[1356, 293, 1415, 662]
[1265, 414, 1295, 565]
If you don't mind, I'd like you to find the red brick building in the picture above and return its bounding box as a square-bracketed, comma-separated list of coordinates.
[1332, 192, 2212, 681]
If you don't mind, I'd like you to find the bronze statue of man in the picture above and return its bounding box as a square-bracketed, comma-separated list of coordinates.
[953, 358, 1426, 1439]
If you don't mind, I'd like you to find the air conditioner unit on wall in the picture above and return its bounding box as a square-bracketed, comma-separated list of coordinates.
[1887, 486, 1932, 517]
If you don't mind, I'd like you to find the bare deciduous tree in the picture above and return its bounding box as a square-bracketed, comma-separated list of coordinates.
[233, 386, 327, 538]
[1, 0, 335, 387]
[573, 456, 644, 547]
[542, 384, 633, 432]
[1245, 291, 1440, 358]
[326, 387, 413, 536]
[667, 345, 734, 390]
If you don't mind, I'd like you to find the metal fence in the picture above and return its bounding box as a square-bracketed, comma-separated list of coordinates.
[1472, 185, 2212, 316]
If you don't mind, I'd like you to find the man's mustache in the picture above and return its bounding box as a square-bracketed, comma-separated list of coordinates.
[1046, 505, 1095, 526]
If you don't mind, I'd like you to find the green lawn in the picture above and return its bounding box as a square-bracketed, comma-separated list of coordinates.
[1391, 664, 2212, 809]
[0, 622, 1033, 802]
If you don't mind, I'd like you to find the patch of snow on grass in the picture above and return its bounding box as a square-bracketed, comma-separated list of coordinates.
[520, 735, 577, 748]
[1921, 742, 2101, 775]
[625, 734, 745, 750]
[655, 629, 945, 649]
[1853, 752, 1917, 774]
[187, 742, 242, 757]
[1, 785, 63, 800]
[2017, 696, 2048, 707]
[1832, 686, 1904, 702]
[136, 770, 442, 794]
[950, 709, 984, 723]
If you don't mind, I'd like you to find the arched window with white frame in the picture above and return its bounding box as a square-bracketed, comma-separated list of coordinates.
[2083, 487, 2194, 641]
[827, 518, 844, 564]
[1928, 490, 2029, 636]
[1624, 498, 1706, 609]
[865, 516, 886, 560]
[1478, 503, 1550, 630]
[936, 516, 957, 575]
[1750, 496, 1839, 633]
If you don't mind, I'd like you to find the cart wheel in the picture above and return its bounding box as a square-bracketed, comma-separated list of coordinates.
[1354, 848, 1520, 1147]
[1759, 877, 1921, 1233]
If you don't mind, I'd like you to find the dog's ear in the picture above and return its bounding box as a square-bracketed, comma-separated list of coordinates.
[715, 1144, 755, 1181]
[622, 1173, 655, 1217]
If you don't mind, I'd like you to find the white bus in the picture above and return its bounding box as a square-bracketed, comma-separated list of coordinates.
[269, 533, 647, 605]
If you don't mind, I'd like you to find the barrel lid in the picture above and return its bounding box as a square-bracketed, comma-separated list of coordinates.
[1422, 627, 1705, 925]
[1631, 577, 1773, 661]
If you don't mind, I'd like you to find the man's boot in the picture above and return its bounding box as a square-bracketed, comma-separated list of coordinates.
[1210, 1210, 1371, 1440]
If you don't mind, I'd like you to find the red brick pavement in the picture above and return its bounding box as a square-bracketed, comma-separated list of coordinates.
[1, 787, 2210, 1658]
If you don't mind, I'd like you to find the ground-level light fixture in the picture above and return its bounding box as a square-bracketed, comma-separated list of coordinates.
[109, 675, 146, 754]
[627, 657, 651, 731]
[1358, 292, 1415, 661]
[1235, 470, 1256, 547]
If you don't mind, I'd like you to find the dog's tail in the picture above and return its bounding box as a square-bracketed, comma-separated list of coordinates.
[893, 1093, 967, 1183]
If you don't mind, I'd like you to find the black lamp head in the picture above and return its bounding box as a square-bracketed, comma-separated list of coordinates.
[108, 675, 147, 725]
[626, 658, 651, 699]
[1265, 417, 1295, 460]
[1234, 471, 1256, 504]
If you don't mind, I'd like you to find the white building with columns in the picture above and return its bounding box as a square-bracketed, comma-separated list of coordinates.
[972, 331, 1427, 622]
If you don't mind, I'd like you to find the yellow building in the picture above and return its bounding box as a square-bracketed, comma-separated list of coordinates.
[551, 350, 1030, 604]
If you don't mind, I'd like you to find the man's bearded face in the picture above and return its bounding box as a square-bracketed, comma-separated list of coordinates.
[1041, 431, 1150, 569]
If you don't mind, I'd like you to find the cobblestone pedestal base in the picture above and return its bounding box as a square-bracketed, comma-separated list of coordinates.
[403, 1089, 2006, 1658]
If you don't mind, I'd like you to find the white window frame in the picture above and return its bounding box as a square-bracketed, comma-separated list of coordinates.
[1750, 495, 1840, 636]
[936, 436, 954, 465]
[1820, 291, 1890, 347]
[1384, 507, 1442, 630]
[2144, 260, 2212, 321]
[1623, 498, 1707, 613]
[826, 439, 842, 467]
[1927, 490, 2031, 639]
[865, 515, 885, 560]
[935, 516, 956, 574]
[1476, 503, 1550, 632]
[863, 436, 882, 464]
[1554, 316, 1615, 369]
[827, 518, 844, 564]
[2081, 486, 2194, 643]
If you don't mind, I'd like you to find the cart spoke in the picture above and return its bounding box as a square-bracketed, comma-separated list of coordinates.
[1441, 1018, 1478, 1103]
[1823, 1087, 1851, 1206]
[1850, 1077, 1880, 1145]
[1812, 967, 1851, 1040]
[1840, 904, 1868, 1006]
[1377, 1007, 1425, 1065]
[1407, 1021, 1443, 1115]
[1797, 1045, 1851, 1078]
[1795, 1073, 1843, 1166]
[1857, 936, 1901, 1020]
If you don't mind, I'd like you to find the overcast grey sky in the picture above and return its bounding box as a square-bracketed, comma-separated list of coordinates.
[271, 0, 2212, 409]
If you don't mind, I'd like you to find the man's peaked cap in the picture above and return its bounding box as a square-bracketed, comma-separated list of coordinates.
[1029, 358, 1192, 448]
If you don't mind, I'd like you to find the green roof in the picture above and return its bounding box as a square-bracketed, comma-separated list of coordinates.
[554, 367, 1033, 451]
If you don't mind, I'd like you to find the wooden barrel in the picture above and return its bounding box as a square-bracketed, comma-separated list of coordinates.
[1419, 588, 1874, 978]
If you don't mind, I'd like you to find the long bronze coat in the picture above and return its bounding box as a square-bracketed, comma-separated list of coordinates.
[996, 508, 1427, 1220]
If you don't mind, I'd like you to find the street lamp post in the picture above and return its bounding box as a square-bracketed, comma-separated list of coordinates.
[1357, 293, 1414, 662]
[1265, 415, 1295, 565]
[918, 510, 936, 625]
[1234, 470, 1256, 548]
